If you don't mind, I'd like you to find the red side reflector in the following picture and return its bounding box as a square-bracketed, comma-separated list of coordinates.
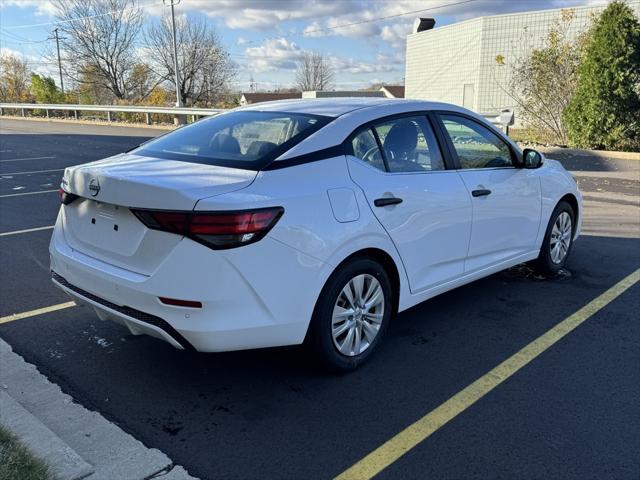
[159, 297, 202, 309]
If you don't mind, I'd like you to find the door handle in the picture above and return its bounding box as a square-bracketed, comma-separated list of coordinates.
[472, 189, 492, 197]
[374, 197, 403, 207]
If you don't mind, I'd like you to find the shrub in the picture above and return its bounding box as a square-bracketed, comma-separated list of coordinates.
[564, 1, 640, 151]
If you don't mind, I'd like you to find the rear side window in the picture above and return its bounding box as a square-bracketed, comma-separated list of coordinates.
[374, 116, 444, 172]
[348, 115, 444, 173]
[134, 111, 331, 170]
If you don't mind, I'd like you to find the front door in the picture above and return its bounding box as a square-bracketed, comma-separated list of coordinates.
[436, 113, 542, 273]
[346, 114, 472, 294]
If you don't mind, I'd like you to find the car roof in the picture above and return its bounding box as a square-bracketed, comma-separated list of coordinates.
[254, 98, 522, 162]
[239, 97, 443, 118]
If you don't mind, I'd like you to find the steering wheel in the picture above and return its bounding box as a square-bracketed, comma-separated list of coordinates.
[484, 156, 508, 168]
[362, 146, 383, 164]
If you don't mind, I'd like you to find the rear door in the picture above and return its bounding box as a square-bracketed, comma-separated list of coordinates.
[435, 113, 542, 273]
[346, 114, 472, 294]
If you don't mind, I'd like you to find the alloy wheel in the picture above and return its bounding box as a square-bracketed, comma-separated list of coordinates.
[550, 211, 572, 264]
[331, 274, 385, 357]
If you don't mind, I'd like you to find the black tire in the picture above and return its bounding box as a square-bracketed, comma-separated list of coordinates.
[307, 258, 393, 371]
[535, 201, 575, 276]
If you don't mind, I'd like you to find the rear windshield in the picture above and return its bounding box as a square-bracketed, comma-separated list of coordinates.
[133, 110, 331, 170]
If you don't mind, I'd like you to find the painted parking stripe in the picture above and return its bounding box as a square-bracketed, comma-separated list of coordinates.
[0, 189, 58, 198]
[335, 267, 640, 480]
[1, 168, 63, 176]
[0, 225, 54, 237]
[0, 301, 76, 325]
[0, 156, 55, 163]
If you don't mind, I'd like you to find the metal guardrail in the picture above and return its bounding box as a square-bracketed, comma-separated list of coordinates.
[0, 102, 225, 124]
[0, 102, 514, 130]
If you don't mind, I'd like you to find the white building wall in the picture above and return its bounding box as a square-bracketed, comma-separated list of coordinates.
[406, 1, 640, 121]
[405, 18, 483, 109]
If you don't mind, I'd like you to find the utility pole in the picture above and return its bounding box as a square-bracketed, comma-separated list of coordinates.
[163, 0, 183, 108]
[163, 0, 184, 124]
[50, 28, 64, 94]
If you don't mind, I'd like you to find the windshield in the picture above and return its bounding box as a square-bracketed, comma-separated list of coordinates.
[133, 110, 331, 170]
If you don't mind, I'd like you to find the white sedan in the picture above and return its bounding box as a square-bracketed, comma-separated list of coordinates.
[50, 99, 582, 370]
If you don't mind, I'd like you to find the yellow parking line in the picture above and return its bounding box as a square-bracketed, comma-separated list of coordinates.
[336, 267, 640, 480]
[0, 301, 76, 325]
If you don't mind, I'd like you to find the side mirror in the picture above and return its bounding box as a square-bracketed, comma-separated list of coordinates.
[522, 148, 544, 169]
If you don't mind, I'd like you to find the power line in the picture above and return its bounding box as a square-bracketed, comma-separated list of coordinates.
[0, 0, 478, 76]
[301, 0, 479, 35]
[0, 29, 49, 44]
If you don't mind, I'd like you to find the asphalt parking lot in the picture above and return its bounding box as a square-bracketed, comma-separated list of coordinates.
[1, 118, 639, 479]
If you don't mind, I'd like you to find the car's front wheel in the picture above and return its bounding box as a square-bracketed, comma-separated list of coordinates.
[307, 258, 393, 371]
[535, 201, 575, 275]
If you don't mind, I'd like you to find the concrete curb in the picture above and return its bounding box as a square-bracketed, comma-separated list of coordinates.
[0, 390, 94, 479]
[0, 338, 198, 480]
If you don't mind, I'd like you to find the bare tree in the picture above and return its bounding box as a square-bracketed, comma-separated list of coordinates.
[0, 53, 31, 102]
[146, 16, 236, 106]
[494, 9, 589, 144]
[295, 52, 335, 91]
[53, 0, 145, 100]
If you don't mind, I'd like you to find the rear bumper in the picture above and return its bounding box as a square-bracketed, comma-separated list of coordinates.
[49, 218, 329, 352]
[52, 272, 194, 350]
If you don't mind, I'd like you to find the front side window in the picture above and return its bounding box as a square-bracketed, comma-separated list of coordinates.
[440, 114, 514, 169]
[134, 111, 331, 170]
[373, 116, 444, 173]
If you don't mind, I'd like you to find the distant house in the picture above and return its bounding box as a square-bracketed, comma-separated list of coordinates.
[239, 92, 302, 105]
[380, 85, 405, 98]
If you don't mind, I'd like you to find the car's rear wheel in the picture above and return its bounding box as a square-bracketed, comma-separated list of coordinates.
[307, 258, 393, 371]
[535, 201, 575, 275]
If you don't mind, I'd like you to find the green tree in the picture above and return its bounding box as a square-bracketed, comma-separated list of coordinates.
[29, 73, 64, 103]
[564, 1, 640, 151]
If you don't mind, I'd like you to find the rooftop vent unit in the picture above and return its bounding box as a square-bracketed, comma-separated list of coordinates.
[413, 17, 436, 33]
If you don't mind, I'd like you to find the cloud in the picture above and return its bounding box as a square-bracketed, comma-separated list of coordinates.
[243, 37, 401, 76]
[152, 0, 353, 30]
[329, 56, 395, 74]
[0, 0, 56, 16]
[381, 22, 412, 49]
[244, 37, 305, 72]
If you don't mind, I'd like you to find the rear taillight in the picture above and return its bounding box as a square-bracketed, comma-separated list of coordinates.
[59, 188, 79, 205]
[131, 207, 284, 249]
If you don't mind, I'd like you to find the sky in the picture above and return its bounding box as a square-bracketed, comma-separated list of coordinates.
[0, 0, 608, 92]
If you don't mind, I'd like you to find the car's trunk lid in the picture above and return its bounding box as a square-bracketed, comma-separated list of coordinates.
[63, 153, 257, 209]
[60, 153, 257, 275]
